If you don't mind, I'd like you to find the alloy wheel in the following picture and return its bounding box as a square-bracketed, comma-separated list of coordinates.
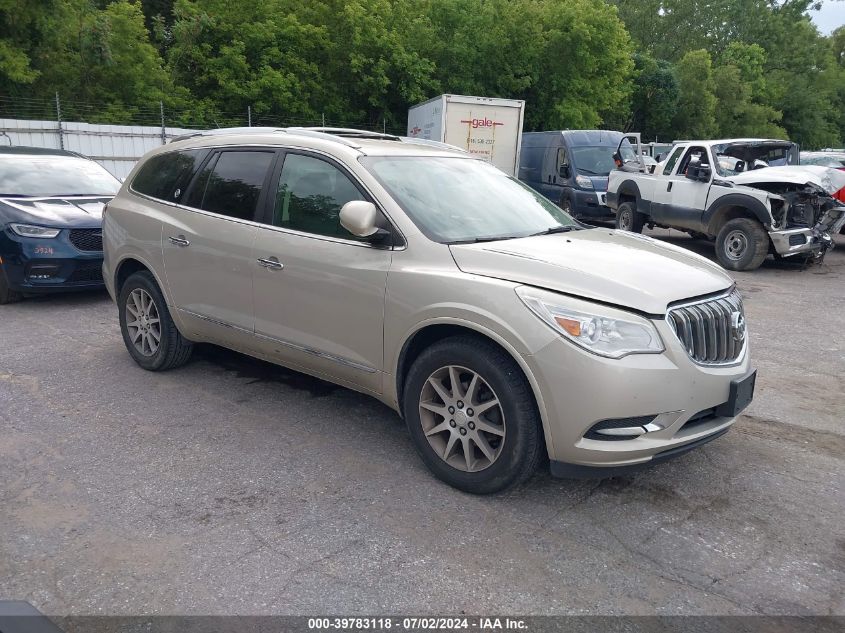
[125, 288, 161, 356]
[418, 365, 506, 472]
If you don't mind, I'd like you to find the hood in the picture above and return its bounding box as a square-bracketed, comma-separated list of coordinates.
[728, 166, 845, 196]
[0, 196, 110, 229]
[449, 229, 733, 314]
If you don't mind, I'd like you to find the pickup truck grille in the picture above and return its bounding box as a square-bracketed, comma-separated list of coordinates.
[667, 288, 746, 365]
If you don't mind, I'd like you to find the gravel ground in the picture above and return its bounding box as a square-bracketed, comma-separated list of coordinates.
[1, 232, 843, 616]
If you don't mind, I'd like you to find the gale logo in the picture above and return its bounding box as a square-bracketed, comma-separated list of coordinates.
[460, 117, 504, 129]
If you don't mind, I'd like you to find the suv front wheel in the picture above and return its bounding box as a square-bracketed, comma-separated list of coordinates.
[118, 271, 193, 371]
[403, 336, 543, 494]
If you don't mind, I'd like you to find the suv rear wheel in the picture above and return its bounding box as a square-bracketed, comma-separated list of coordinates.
[615, 201, 645, 233]
[118, 271, 193, 371]
[715, 218, 769, 271]
[403, 336, 543, 494]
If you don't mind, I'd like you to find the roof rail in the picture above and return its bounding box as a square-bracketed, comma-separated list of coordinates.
[167, 126, 453, 152]
[399, 137, 467, 153]
[291, 127, 402, 141]
[169, 126, 285, 143]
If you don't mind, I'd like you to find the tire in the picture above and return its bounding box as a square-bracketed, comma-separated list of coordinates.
[615, 201, 645, 233]
[559, 196, 573, 216]
[0, 271, 22, 305]
[715, 218, 769, 271]
[402, 335, 544, 494]
[118, 271, 193, 371]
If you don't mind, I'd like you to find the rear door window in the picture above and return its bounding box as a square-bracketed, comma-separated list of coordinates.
[132, 150, 205, 202]
[186, 150, 275, 221]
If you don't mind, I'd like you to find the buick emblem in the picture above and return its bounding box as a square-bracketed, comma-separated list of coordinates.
[730, 311, 746, 342]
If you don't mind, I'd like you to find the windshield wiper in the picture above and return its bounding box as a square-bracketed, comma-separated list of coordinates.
[448, 235, 525, 245]
[530, 225, 580, 236]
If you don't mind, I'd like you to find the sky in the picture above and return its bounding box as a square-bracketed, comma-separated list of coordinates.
[811, 0, 845, 34]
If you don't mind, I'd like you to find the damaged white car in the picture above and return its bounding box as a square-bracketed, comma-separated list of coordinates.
[606, 136, 845, 270]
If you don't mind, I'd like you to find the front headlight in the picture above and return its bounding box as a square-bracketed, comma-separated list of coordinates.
[517, 288, 664, 359]
[575, 174, 593, 189]
[10, 223, 61, 238]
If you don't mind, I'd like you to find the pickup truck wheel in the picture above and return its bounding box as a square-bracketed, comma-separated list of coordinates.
[615, 201, 644, 233]
[715, 218, 769, 271]
[403, 336, 543, 494]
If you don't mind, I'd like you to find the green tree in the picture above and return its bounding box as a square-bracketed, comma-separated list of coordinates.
[629, 53, 679, 141]
[0, 0, 62, 87]
[673, 49, 717, 138]
[713, 43, 785, 138]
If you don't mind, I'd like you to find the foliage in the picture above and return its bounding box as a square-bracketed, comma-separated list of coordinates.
[629, 53, 679, 141]
[673, 50, 718, 139]
[0, 0, 842, 147]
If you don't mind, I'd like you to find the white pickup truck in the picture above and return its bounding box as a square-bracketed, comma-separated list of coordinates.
[606, 135, 845, 270]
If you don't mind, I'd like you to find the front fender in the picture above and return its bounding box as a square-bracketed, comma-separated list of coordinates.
[390, 314, 558, 458]
[703, 192, 773, 234]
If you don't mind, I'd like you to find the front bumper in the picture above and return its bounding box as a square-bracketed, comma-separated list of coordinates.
[568, 188, 614, 220]
[0, 227, 104, 293]
[524, 318, 752, 473]
[768, 227, 829, 257]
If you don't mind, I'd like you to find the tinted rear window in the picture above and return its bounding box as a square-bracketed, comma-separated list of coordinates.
[188, 150, 275, 221]
[132, 150, 205, 202]
[0, 155, 120, 197]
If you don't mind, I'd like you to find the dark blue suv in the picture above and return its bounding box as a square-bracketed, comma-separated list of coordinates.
[0, 147, 120, 304]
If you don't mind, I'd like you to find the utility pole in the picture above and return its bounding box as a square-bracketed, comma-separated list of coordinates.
[322, 113, 326, 127]
[248, 105, 252, 127]
[55, 92, 64, 150]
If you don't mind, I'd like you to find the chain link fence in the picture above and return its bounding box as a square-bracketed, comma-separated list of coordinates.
[0, 94, 407, 178]
[0, 94, 406, 136]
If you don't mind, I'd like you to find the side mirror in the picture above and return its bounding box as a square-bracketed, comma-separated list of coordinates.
[559, 163, 570, 178]
[340, 200, 379, 237]
[685, 161, 712, 182]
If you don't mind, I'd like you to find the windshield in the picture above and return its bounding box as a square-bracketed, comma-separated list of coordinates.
[712, 142, 797, 177]
[0, 155, 121, 197]
[570, 146, 617, 176]
[360, 156, 579, 243]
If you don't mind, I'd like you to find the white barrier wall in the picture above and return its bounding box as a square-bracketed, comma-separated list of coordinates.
[0, 118, 199, 179]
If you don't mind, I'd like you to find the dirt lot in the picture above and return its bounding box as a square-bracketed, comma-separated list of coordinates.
[1, 232, 843, 616]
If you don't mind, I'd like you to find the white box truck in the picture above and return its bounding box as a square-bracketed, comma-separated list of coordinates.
[407, 94, 526, 176]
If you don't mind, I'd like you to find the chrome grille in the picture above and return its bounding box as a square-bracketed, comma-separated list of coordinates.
[667, 288, 745, 365]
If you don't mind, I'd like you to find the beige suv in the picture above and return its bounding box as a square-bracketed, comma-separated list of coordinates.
[103, 127, 756, 493]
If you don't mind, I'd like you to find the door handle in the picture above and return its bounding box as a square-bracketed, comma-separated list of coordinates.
[667, 182, 673, 192]
[257, 257, 284, 270]
[168, 235, 190, 247]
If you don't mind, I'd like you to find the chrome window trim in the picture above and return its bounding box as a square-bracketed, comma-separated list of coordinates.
[179, 309, 377, 374]
[129, 144, 407, 251]
[268, 146, 407, 250]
